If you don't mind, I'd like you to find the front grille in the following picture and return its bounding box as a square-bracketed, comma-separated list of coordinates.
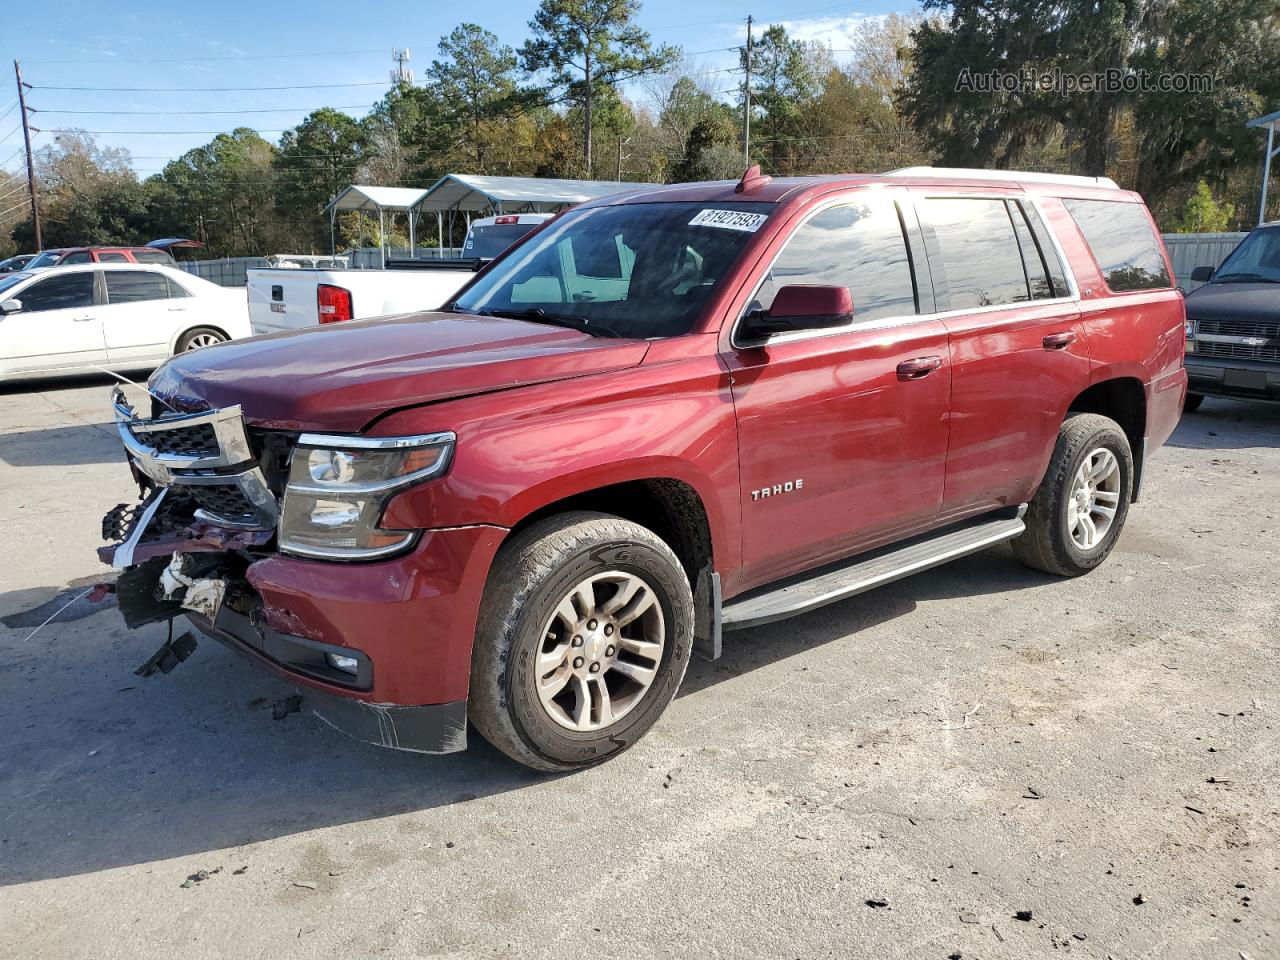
[139, 422, 219, 458]
[190, 484, 259, 524]
[1196, 341, 1280, 363]
[1197, 318, 1280, 339]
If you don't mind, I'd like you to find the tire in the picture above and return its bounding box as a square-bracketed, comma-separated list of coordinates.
[469, 511, 694, 772]
[1184, 392, 1204, 413]
[175, 327, 227, 353]
[1013, 413, 1134, 577]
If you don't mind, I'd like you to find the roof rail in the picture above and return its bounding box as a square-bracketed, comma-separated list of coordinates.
[884, 166, 1120, 190]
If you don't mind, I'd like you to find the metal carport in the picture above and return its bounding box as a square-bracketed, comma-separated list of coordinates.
[408, 174, 656, 252]
[324, 185, 430, 264]
[1248, 109, 1280, 225]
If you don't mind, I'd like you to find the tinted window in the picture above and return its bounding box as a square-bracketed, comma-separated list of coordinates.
[1020, 201, 1069, 297]
[98, 252, 129, 263]
[754, 197, 917, 323]
[105, 271, 171, 304]
[132, 249, 175, 265]
[165, 275, 192, 299]
[61, 252, 93, 265]
[1007, 202, 1055, 300]
[454, 202, 773, 339]
[26, 251, 62, 269]
[1063, 199, 1170, 292]
[19, 272, 96, 313]
[922, 198, 1030, 309]
[466, 224, 537, 260]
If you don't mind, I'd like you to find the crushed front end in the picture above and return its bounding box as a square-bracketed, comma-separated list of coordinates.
[100, 386, 503, 755]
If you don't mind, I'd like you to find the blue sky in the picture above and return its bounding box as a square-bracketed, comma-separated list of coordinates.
[2, 0, 911, 180]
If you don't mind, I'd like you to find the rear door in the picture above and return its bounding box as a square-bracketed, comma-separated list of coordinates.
[100, 269, 185, 364]
[724, 191, 952, 590]
[0, 271, 105, 374]
[914, 193, 1089, 520]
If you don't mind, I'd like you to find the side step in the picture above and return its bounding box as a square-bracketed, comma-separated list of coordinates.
[721, 507, 1027, 632]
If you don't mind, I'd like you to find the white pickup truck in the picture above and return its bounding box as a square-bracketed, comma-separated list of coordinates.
[247, 213, 551, 335]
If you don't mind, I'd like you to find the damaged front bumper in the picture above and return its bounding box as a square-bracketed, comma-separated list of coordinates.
[187, 606, 468, 754]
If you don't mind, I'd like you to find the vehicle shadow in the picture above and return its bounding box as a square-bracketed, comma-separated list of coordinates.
[0, 544, 1051, 887]
[0, 422, 124, 467]
[1168, 397, 1280, 451]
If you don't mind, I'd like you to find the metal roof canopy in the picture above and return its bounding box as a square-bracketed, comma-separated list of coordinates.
[411, 174, 655, 215]
[1248, 110, 1280, 226]
[324, 185, 430, 263]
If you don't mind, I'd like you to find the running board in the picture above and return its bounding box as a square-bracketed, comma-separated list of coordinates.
[721, 507, 1027, 632]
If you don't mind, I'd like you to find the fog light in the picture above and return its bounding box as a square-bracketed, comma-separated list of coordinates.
[326, 653, 359, 675]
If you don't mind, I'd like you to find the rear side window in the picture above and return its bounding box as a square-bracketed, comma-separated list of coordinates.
[921, 197, 1031, 309]
[19, 272, 96, 313]
[166, 275, 192, 298]
[105, 271, 171, 304]
[132, 249, 175, 264]
[1063, 199, 1170, 292]
[98, 252, 129, 263]
[754, 196, 917, 323]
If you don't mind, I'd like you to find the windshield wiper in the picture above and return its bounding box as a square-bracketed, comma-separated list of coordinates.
[1211, 272, 1280, 284]
[476, 307, 624, 339]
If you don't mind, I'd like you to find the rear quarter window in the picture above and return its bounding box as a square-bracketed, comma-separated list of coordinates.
[1063, 199, 1170, 292]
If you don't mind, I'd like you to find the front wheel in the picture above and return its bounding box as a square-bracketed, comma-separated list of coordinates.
[469, 511, 694, 772]
[1013, 413, 1134, 577]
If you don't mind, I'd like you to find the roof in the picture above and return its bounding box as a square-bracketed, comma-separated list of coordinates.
[325, 185, 430, 214]
[1247, 109, 1280, 130]
[412, 174, 658, 214]
[886, 166, 1120, 189]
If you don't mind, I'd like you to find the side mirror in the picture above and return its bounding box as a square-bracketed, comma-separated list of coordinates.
[1189, 266, 1214, 283]
[0, 298, 22, 315]
[740, 284, 854, 340]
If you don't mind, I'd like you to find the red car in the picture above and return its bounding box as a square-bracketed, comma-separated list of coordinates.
[101, 166, 1187, 771]
[26, 246, 176, 269]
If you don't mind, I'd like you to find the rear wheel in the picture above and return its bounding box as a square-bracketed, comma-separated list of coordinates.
[1184, 392, 1204, 413]
[1013, 414, 1133, 577]
[175, 327, 227, 353]
[469, 511, 694, 772]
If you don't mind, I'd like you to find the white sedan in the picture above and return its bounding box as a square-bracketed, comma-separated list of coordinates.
[0, 262, 251, 382]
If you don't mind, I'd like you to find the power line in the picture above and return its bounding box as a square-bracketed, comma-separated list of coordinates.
[34, 105, 375, 116]
[30, 80, 390, 93]
[39, 127, 293, 135]
[25, 48, 393, 65]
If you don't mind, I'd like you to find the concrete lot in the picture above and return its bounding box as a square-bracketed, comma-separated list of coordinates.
[0, 374, 1276, 960]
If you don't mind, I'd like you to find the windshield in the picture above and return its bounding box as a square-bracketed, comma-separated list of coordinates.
[452, 201, 775, 339]
[1214, 227, 1280, 283]
[26, 251, 62, 269]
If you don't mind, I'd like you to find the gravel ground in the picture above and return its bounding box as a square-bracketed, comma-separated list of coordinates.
[1, 374, 1276, 960]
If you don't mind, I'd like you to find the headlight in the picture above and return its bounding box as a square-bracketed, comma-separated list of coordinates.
[278, 432, 455, 560]
[1185, 318, 1196, 353]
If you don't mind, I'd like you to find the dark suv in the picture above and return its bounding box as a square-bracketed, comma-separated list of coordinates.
[1185, 223, 1280, 409]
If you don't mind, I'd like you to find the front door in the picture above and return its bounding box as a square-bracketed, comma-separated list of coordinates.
[0, 270, 105, 375]
[723, 193, 951, 591]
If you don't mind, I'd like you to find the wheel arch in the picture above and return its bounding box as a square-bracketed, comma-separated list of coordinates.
[1067, 375, 1147, 500]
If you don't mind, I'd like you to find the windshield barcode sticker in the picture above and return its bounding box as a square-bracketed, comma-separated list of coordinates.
[689, 209, 768, 232]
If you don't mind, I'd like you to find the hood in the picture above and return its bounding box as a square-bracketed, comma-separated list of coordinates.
[1185, 280, 1280, 321]
[150, 311, 650, 432]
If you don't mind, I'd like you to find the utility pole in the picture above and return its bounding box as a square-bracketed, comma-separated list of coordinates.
[390, 48, 413, 86]
[13, 60, 41, 250]
[742, 15, 753, 166]
[616, 136, 632, 182]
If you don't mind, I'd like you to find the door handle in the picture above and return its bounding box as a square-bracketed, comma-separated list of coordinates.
[167, 306, 188, 311]
[1043, 331, 1077, 350]
[73, 315, 95, 322]
[897, 356, 943, 380]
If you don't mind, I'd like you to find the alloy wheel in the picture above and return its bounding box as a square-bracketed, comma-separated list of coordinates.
[1067, 446, 1121, 550]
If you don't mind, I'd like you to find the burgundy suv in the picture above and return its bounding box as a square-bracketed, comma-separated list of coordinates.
[99, 167, 1187, 771]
